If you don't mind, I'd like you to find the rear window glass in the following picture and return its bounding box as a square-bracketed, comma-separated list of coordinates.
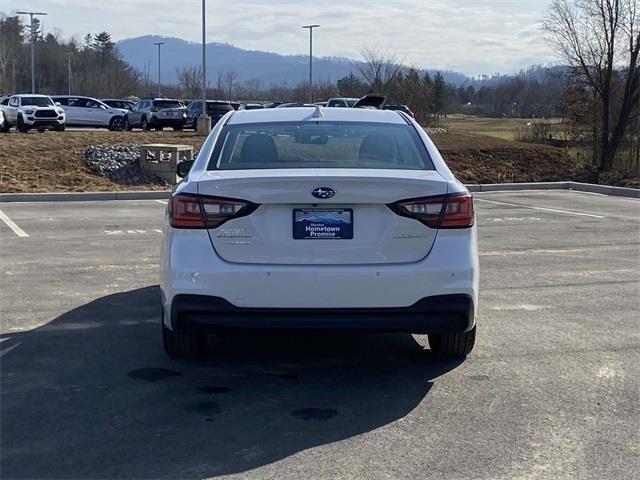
[208, 122, 433, 170]
[153, 100, 182, 109]
[207, 103, 233, 113]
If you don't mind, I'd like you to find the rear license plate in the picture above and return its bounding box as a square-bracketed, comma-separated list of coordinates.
[293, 208, 353, 239]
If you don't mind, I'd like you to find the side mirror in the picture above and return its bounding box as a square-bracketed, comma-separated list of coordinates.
[55, 102, 61, 106]
[177, 160, 194, 178]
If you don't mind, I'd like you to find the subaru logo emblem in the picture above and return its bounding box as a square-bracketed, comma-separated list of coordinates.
[311, 187, 335, 199]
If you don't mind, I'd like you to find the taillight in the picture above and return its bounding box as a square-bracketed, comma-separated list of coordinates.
[169, 194, 257, 229]
[389, 192, 474, 229]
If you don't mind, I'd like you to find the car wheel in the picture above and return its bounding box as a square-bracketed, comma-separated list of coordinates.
[155, 126, 163, 131]
[17, 116, 29, 133]
[124, 118, 132, 131]
[162, 321, 206, 358]
[109, 116, 125, 131]
[428, 326, 476, 357]
[0, 121, 9, 132]
[141, 117, 150, 131]
[54, 124, 65, 132]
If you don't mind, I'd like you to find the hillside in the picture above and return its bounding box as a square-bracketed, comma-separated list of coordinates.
[116, 35, 473, 86]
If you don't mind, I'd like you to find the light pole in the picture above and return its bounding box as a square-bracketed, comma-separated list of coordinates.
[154, 41, 164, 97]
[17, 11, 47, 93]
[197, 0, 211, 135]
[301, 24, 319, 103]
[65, 53, 72, 95]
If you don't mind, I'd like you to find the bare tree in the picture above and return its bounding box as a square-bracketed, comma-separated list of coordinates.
[176, 65, 203, 100]
[356, 47, 403, 94]
[223, 69, 238, 99]
[544, 0, 640, 172]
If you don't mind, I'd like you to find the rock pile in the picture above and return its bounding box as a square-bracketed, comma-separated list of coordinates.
[84, 144, 168, 185]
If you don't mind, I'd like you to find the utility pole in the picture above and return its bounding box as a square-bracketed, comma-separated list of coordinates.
[154, 42, 164, 97]
[301, 25, 320, 103]
[17, 11, 47, 94]
[65, 53, 72, 95]
[197, 0, 212, 135]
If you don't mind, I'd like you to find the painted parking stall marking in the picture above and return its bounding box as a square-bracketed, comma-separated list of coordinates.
[475, 198, 605, 218]
[0, 209, 29, 237]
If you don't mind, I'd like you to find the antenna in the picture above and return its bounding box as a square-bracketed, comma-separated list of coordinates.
[312, 105, 323, 118]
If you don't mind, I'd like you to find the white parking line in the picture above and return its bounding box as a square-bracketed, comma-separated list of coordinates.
[476, 199, 605, 219]
[155, 200, 168, 205]
[0, 209, 29, 237]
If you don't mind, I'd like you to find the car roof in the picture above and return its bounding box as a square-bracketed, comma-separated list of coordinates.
[13, 94, 52, 98]
[227, 106, 407, 125]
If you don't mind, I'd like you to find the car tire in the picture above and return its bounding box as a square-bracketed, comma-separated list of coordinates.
[17, 116, 29, 133]
[37, 127, 46, 133]
[0, 121, 10, 132]
[109, 116, 125, 131]
[428, 326, 476, 357]
[155, 126, 163, 131]
[54, 125, 65, 132]
[162, 321, 206, 358]
[173, 126, 183, 131]
[124, 118, 132, 131]
[141, 117, 150, 131]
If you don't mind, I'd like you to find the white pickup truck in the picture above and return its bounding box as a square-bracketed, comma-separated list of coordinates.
[0, 94, 66, 132]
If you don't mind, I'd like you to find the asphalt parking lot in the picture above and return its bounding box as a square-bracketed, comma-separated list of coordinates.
[1, 190, 639, 479]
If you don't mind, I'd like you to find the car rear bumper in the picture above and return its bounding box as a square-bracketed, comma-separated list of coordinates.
[151, 117, 186, 127]
[161, 227, 479, 331]
[170, 293, 474, 334]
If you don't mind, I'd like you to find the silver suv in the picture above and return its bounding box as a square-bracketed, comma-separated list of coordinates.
[124, 98, 187, 131]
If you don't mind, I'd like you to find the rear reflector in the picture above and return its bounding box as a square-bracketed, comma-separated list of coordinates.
[169, 194, 257, 229]
[389, 193, 474, 229]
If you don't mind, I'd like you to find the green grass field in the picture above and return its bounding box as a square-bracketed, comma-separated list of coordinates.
[445, 114, 565, 141]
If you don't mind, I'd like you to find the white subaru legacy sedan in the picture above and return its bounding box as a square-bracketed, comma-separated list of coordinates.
[160, 106, 478, 358]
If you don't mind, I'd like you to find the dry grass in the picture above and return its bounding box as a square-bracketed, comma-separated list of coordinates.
[0, 130, 205, 193]
[0, 127, 585, 193]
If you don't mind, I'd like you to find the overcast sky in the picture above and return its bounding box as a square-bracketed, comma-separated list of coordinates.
[2, 0, 556, 75]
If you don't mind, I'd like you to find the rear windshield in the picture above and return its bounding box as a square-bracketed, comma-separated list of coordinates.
[207, 103, 233, 113]
[208, 122, 433, 170]
[21, 96, 53, 107]
[153, 100, 182, 109]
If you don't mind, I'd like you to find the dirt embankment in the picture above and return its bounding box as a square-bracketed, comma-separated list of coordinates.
[0, 130, 586, 193]
[0, 131, 205, 193]
[430, 132, 585, 184]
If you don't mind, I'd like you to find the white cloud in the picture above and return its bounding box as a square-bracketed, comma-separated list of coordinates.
[3, 0, 557, 75]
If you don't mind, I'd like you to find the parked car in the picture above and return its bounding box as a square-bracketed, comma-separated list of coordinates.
[51, 96, 127, 130]
[185, 100, 234, 129]
[125, 98, 187, 131]
[326, 97, 358, 108]
[384, 104, 415, 118]
[1, 94, 65, 132]
[160, 106, 478, 358]
[0, 109, 5, 131]
[230, 102, 240, 110]
[101, 99, 136, 111]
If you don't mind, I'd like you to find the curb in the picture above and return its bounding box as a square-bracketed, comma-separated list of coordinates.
[0, 190, 171, 202]
[465, 182, 639, 198]
[0, 182, 637, 202]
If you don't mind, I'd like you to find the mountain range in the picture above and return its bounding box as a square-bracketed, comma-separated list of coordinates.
[116, 35, 473, 87]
